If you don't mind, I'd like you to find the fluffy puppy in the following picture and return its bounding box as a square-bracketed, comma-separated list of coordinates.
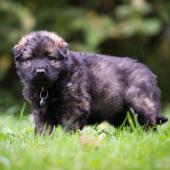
[13, 31, 168, 133]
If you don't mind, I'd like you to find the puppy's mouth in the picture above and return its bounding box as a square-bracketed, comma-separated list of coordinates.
[32, 77, 52, 87]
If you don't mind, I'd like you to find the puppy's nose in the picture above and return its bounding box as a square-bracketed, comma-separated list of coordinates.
[36, 69, 46, 76]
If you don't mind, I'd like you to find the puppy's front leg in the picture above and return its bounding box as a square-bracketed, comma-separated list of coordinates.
[32, 108, 57, 134]
[31, 108, 46, 134]
[32, 107, 55, 134]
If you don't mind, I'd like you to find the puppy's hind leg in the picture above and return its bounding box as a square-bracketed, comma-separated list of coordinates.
[125, 85, 160, 127]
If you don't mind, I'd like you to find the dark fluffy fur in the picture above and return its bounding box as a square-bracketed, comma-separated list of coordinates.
[13, 31, 168, 133]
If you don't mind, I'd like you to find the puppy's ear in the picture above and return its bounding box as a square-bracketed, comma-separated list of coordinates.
[12, 45, 24, 61]
[57, 41, 69, 59]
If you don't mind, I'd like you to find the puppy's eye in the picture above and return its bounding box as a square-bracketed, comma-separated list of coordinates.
[14, 56, 22, 62]
[24, 57, 33, 61]
[58, 53, 65, 60]
[48, 56, 58, 61]
[21, 57, 33, 62]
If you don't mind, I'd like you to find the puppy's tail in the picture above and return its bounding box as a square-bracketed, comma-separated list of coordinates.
[156, 115, 168, 125]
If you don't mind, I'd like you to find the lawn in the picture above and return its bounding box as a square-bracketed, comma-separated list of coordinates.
[0, 108, 170, 170]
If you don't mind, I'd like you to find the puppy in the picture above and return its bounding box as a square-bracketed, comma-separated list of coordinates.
[13, 31, 168, 133]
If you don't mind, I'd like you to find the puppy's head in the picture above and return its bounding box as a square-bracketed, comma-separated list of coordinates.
[13, 31, 68, 87]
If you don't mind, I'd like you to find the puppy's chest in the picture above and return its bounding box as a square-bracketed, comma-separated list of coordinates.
[45, 81, 89, 113]
[46, 86, 74, 111]
[47, 95, 64, 112]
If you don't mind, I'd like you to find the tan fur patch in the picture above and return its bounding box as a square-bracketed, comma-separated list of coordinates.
[50, 60, 61, 68]
[47, 48, 58, 59]
[23, 49, 32, 59]
[21, 61, 31, 68]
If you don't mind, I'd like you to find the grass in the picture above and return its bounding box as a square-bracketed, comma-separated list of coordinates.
[0, 109, 170, 170]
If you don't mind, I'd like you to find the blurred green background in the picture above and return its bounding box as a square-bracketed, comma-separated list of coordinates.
[0, 0, 170, 113]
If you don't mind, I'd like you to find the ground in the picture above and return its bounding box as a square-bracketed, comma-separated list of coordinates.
[0, 108, 170, 170]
